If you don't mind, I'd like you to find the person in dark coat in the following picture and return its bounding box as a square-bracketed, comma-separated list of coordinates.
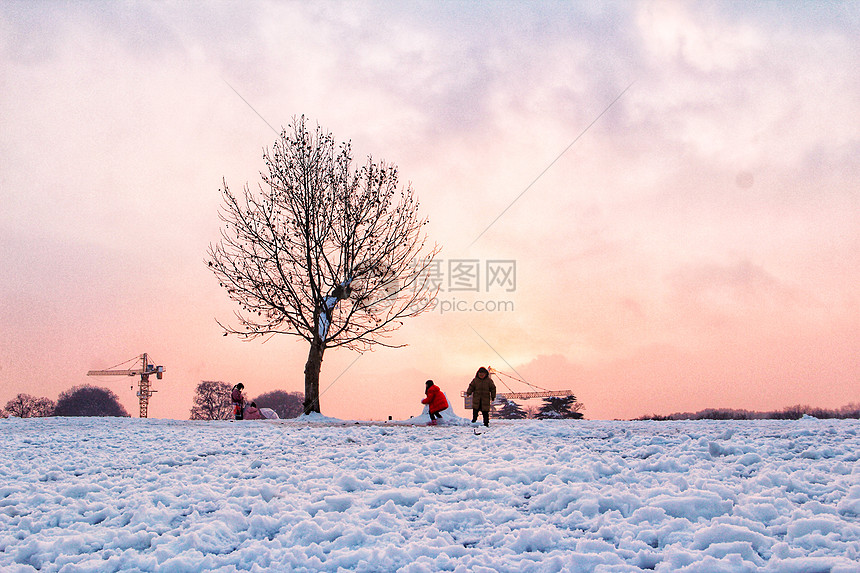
[421, 380, 449, 424]
[466, 367, 496, 426]
[231, 383, 245, 420]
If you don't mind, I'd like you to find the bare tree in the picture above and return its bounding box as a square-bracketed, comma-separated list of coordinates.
[253, 390, 304, 419]
[208, 116, 439, 415]
[524, 405, 541, 419]
[3, 393, 55, 418]
[190, 380, 233, 420]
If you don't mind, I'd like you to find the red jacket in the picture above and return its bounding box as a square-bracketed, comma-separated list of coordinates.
[422, 384, 449, 413]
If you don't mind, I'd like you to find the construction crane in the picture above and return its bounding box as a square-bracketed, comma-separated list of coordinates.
[462, 366, 572, 411]
[87, 353, 164, 418]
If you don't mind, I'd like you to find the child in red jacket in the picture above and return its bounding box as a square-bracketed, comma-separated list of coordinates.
[422, 380, 449, 425]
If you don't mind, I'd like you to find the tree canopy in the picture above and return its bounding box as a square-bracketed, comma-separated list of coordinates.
[3, 393, 55, 418]
[536, 396, 585, 420]
[54, 385, 129, 417]
[494, 398, 528, 419]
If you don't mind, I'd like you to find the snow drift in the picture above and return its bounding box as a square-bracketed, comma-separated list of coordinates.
[1, 416, 858, 572]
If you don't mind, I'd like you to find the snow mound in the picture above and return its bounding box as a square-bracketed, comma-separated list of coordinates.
[392, 402, 472, 426]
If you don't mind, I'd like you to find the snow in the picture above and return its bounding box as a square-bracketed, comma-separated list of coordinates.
[1, 416, 858, 572]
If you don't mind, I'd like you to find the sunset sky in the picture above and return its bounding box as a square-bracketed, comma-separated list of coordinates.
[1, 1, 857, 421]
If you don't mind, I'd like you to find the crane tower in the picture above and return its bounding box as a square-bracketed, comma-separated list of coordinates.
[87, 353, 164, 418]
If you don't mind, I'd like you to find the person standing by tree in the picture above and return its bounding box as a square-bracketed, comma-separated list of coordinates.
[421, 380, 449, 425]
[466, 367, 496, 427]
[231, 383, 245, 420]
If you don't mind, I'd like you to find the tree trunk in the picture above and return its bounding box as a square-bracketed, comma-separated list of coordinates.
[303, 337, 325, 414]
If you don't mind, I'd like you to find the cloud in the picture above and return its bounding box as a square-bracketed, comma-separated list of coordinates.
[668, 259, 800, 315]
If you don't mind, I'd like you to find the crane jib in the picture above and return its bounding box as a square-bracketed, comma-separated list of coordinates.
[85, 354, 165, 418]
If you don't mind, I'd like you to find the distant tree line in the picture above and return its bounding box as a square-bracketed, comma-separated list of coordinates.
[189, 380, 304, 420]
[636, 403, 860, 421]
[2, 385, 129, 418]
[3, 381, 308, 421]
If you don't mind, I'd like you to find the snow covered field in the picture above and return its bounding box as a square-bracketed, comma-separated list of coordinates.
[2, 415, 858, 572]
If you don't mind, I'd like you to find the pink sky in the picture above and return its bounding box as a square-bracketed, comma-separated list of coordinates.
[1, 2, 857, 421]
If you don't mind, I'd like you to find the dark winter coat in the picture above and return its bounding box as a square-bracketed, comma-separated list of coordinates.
[231, 386, 244, 405]
[466, 375, 496, 411]
[422, 384, 449, 414]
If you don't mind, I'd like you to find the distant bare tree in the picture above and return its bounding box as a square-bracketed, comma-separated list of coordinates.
[208, 116, 439, 415]
[837, 403, 860, 418]
[190, 380, 233, 420]
[3, 394, 55, 418]
[524, 405, 541, 419]
[253, 390, 304, 419]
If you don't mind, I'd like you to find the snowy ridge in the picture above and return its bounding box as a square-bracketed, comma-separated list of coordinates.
[1, 417, 858, 572]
